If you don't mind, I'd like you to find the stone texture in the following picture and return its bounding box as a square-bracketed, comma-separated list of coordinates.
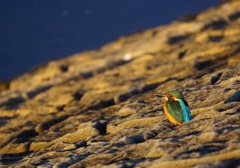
[1, 1, 240, 167]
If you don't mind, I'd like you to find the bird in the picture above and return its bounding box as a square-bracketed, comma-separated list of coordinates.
[155, 90, 192, 125]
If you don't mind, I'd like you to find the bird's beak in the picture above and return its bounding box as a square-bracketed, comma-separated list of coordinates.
[154, 94, 167, 99]
[154, 94, 164, 98]
[154, 94, 168, 100]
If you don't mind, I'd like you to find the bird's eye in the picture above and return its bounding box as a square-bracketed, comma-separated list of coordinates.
[169, 95, 172, 97]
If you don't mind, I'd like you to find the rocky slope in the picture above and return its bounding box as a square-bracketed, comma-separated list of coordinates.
[1, 1, 240, 167]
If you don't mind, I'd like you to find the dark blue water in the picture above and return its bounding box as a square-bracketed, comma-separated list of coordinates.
[0, 0, 219, 80]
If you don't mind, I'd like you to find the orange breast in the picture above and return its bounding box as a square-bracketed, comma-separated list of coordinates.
[164, 102, 181, 125]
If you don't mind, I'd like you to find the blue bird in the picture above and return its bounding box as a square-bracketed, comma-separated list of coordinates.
[155, 90, 192, 125]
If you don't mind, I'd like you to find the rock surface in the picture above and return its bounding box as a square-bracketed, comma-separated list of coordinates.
[1, 1, 240, 167]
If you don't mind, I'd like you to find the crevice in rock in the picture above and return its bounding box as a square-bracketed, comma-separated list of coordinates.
[0, 128, 37, 149]
[178, 145, 225, 157]
[95, 59, 133, 75]
[224, 90, 240, 103]
[35, 115, 69, 133]
[208, 36, 224, 42]
[114, 93, 131, 104]
[192, 60, 227, 79]
[141, 83, 161, 93]
[0, 152, 30, 165]
[72, 90, 84, 101]
[168, 35, 189, 45]
[141, 78, 178, 93]
[194, 59, 214, 70]
[60, 64, 69, 72]
[178, 50, 187, 59]
[210, 73, 222, 84]
[88, 98, 116, 111]
[229, 11, 240, 22]
[107, 158, 147, 168]
[25, 84, 53, 99]
[203, 19, 228, 30]
[94, 119, 110, 135]
[74, 141, 87, 148]
[99, 98, 115, 107]
[0, 96, 25, 109]
[178, 131, 201, 139]
[80, 71, 93, 78]
[130, 122, 173, 144]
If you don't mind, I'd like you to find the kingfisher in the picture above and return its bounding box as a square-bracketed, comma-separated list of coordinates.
[155, 90, 192, 125]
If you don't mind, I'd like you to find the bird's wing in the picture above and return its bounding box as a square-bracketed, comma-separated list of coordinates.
[179, 99, 192, 122]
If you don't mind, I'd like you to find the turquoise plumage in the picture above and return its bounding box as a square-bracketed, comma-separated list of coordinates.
[155, 90, 192, 125]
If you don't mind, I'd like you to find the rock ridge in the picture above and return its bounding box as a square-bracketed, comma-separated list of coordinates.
[1, 1, 240, 167]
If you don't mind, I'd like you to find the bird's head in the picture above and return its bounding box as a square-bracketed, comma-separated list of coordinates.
[155, 90, 184, 102]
